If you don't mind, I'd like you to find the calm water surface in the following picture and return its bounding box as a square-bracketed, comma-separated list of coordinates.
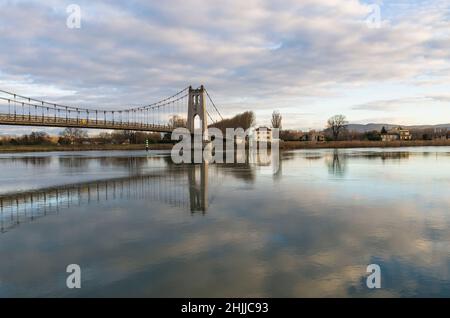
[0, 147, 449, 297]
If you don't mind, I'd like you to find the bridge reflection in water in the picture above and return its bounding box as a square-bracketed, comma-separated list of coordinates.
[0, 163, 210, 234]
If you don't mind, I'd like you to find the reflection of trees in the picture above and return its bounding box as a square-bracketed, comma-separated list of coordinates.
[355, 151, 410, 161]
[3, 157, 52, 167]
[279, 151, 296, 162]
[221, 164, 255, 183]
[380, 152, 410, 161]
[165, 151, 256, 183]
[324, 150, 412, 176]
[58, 156, 160, 170]
[326, 149, 347, 177]
[58, 157, 89, 168]
[98, 156, 149, 169]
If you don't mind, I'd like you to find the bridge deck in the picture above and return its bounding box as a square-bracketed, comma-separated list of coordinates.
[0, 113, 177, 132]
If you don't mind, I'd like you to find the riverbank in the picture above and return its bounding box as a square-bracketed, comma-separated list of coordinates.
[0, 143, 174, 153]
[0, 139, 449, 153]
[280, 139, 450, 149]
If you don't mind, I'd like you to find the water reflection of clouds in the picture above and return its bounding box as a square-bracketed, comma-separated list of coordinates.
[0, 148, 450, 297]
[237, 186, 450, 297]
[2, 179, 450, 297]
[0, 153, 170, 193]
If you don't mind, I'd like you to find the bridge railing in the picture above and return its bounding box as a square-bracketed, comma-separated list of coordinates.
[0, 89, 190, 132]
[0, 112, 182, 132]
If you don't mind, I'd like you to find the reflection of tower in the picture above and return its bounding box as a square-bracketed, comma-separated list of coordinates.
[326, 149, 347, 176]
[187, 85, 207, 139]
[0, 168, 212, 234]
[188, 162, 208, 213]
[273, 150, 283, 181]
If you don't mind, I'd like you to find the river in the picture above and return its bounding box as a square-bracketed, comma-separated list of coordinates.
[0, 147, 449, 297]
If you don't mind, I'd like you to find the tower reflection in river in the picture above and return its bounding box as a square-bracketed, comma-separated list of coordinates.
[0, 162, 210, 234]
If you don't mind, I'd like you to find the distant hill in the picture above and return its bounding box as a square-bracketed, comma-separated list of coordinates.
[346, 123, 450, 133]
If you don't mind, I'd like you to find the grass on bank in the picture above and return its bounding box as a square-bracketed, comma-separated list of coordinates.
[0, 143, 174, 153]
[280, 139, 450, 149]
[0, 139, 449, 153]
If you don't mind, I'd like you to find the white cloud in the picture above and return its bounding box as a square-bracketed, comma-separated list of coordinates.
[0, 0, 449, 130]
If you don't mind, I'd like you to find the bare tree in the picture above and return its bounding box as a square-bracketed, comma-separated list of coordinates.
[271, 111, 282, 129]
[59, 128, 88, 144]
[327, 115, 348, 140]
[169, 115, 187, 128]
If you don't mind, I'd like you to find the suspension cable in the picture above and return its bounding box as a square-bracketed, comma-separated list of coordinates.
[0, 87, 219, 129]
[0, 87, 189, 113]
[206, 110, 215, 125]
[127, 87, 190, 111]
[205, 89, 224, 121]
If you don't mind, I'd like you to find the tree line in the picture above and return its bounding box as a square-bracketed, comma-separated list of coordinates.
[0, 128, 164, 146]
[0, 111, 258, 146]
[276, 112, 449, 141]
[2, 110, 447, 146]
[209, 111, 256, 132]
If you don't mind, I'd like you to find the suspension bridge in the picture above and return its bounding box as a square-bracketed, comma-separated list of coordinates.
[0, 85, 224, 134]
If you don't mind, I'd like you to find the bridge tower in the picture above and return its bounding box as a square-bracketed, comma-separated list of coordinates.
[187, 85, 207, 138]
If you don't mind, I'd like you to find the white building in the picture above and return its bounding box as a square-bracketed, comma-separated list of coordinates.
[254, 127, 273, 143]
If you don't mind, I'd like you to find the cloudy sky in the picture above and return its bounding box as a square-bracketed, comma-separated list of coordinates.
[0, 0, 449, 133]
